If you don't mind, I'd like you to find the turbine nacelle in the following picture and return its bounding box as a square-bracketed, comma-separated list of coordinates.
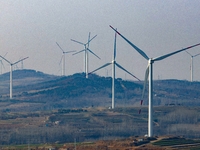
[111, 60, 115, 64]
[149, 59, 154, 64]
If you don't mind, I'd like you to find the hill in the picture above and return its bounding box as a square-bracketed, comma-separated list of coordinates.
[0, 69, 200, 112]
[0, 70, 142, 111]
[0, 69, 56, 81]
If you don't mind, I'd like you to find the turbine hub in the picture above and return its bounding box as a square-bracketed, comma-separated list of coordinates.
[149, 59, 154, 64]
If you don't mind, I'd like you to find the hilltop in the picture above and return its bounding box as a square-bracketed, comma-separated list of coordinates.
[0, 69, 55, 80]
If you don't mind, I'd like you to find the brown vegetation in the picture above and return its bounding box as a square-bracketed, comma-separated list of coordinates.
[0, 106, 200, 147]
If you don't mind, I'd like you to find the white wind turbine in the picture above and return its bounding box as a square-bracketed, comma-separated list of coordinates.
[56, 42, 76, 76]
[110, 25, 200, 137]
[0, 56, 29, 99]
[185, 51, 200, 82]
[71, 32, 100, 78]
[89, 29, 140, 109]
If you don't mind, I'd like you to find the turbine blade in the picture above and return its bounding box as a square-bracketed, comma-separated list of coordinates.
[59, 55, 63, 65]
[1, 52, 8, 69]
[87, 48, 101, 59]
[153, 43, 200, 61]
[12, 57, 29, 65]
[88, 32, 91, 48]
[193, 53, 200, 57]
[115, 63, 140, 81]
[89, 63, 112, 74]
[1, 61, 5, 69]
[0, 55, 11, 64]
[56, 42, 64, 52]
[3, 52, 8, 57]
[87, 34, 97, 45]
[110, 25, 149, 60]
[72, 49, 85, 55]
[71, 39, 85, 45]
[185, 51, 192, 57]
[142, 65, 149, 99]
[63, 50, 76, 54]
[114, 29, 117, 60]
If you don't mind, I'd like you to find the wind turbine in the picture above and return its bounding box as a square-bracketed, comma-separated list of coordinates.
[185, 51, 200, 82]
[110, 25, 200, 137]
[56, 42, 76, 76]
[89, 29, 140, 109]
[0, 56, 29, 99]
[71, 32, 100, 78]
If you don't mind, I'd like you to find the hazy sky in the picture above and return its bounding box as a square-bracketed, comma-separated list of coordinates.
[1, 0, 200, 81]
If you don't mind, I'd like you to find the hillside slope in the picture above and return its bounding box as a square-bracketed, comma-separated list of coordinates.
[0, 69, 200, 112]
[0, 70, 142, 111]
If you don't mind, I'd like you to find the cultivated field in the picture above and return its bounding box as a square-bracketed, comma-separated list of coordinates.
[0, 106, 200, 149]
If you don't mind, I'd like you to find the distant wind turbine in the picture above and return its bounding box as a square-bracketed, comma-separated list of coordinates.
[71, 32, 100, 78]
[185, 51, 200, 82]
[110, 25, 200, 137]
[0, 56, 29, 99]
[89, 29, 140, 109]
[56, 42, 76, 76]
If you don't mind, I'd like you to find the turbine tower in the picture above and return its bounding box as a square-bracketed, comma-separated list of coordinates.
[89, 29, 140, 109]
[71, 32, 100, 78]
[110, 25, 200, 137]
[56, 42, 75, 76]
[0, 56, 29, 99]
[186, 51, 200, 82]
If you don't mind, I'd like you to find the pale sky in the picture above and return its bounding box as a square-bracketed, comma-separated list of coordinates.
[1, 0, 200, 81]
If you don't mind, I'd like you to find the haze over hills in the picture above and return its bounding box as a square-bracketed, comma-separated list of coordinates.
[0, 69, 200, 112]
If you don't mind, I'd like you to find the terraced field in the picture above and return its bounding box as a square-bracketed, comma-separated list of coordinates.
[0, 106, 200, 147]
